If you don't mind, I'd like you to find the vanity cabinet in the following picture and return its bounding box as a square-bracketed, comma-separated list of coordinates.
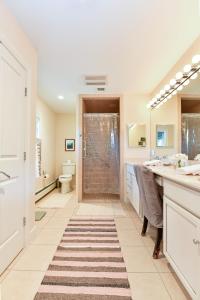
[163, 180, 200, 299]
[125, 163, 142, 217]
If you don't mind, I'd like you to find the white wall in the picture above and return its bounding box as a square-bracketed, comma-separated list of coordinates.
[0, 0, 37, 241]
[150, 95, 179, 157]
[123, 94, 150, 160]
[36, 99, 56, 192]
[56, 114, 76, 177]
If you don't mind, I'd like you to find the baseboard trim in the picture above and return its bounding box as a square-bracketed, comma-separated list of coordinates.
[35, 181, 57, 202]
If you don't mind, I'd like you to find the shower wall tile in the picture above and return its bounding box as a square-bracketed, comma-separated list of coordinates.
[83, 114, 120, 195]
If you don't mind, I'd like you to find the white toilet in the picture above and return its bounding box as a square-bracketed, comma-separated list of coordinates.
[59, 161, 76, 194]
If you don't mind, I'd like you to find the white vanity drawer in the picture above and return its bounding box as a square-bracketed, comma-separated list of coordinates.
[164, 196, 200, 299]
[164, 179, 200, 218]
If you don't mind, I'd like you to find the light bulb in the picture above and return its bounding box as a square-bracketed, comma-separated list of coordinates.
[167, 95, 172, 100]
[192, 55, 200, 65]
[183, 64, 192, 74]
[176, 72, 183, 80]
[170, 79, 176, 86]
[160, 89, 165, 96]
[152, 97, 157, 103]
[164, 84, 170, 91]
[177, 86, 183, 91]
[156, 102, 164, 109]
[172, 90, 177, 96]
[191, 73, 198, 80]
[183, 79, 190, 86]
[58, 95, 64, 100]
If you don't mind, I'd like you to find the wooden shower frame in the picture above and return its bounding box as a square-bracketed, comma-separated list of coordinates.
[76, 94, 124, 202]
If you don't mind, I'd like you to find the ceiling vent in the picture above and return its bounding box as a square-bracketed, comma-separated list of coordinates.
[84, 75, 107, 91]
[97, 87, 106, 92]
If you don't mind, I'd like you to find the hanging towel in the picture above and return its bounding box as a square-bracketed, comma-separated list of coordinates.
[177, 164, 200, 175]
[143, 160, 161, 166]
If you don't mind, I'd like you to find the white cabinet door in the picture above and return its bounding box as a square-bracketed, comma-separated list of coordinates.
[125, 165, 141, 216]
[164, 196, 200, 299]
[0, 45, 26, 274]
[131, 174, 140, 215]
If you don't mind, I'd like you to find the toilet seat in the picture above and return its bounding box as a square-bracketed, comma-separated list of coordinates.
[59, 174, 72, 181]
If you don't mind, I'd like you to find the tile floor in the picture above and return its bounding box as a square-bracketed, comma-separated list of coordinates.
[0, 189, 191, 300]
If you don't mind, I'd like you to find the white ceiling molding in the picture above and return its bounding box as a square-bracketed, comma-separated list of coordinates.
[147, 55, 200, 110]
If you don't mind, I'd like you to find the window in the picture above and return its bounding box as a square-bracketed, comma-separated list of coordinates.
[36, 115, 42, 178]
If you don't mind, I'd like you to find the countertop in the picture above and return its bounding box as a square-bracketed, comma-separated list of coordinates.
[125, 160, 200, 192]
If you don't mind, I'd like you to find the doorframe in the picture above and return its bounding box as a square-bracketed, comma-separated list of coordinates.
[76, 94, 124, 202]
[177, 93, 200, 153]
[0, 35, 35, 245]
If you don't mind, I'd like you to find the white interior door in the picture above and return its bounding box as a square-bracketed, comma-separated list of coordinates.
[0, 44, 26, 274]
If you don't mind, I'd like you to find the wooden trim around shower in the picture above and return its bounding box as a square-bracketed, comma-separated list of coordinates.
[76, 94, 124, 202]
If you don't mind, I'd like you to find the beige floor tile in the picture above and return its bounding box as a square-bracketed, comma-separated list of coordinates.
[115, 217, 136, 230]
[31, 228, 63, 245]
[44, 216, 69, 229]
[142, 234, 156, 248]
[145, 248, 174, 273]
[132, 218, 143, 233]
[36, 190, 73, 209]
[53, 207, 76, 218]
[12, 245, 56, 271]
[76, 203, 114, 215]
[161, 273, 192, 300]
[118, 229, 144, 246]
[112, 204, 127, 216]
[1, 270, 44, 300]
[122, 246, 157, 272]
[35, 209, 56, 229]
[6, 250, 26, 271]
[128, 273, 170, 300]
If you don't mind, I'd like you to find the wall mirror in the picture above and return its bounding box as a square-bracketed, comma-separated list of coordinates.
[149, 54, 200, 159]
[128, 123, 146, 148]
[156, 125, 174, 148]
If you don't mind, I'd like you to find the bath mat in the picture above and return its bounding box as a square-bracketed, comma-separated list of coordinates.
[37, 190, 73, 208]
[34, 217, 132, 300]
[35, 211, 46, 221]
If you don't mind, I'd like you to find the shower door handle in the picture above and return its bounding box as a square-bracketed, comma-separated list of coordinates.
[83, 141, 87, 158]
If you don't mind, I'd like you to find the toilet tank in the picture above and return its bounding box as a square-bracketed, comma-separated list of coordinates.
[62, 161, 76, 175]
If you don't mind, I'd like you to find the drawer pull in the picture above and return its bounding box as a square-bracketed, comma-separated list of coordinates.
[193, 239, 200, 245]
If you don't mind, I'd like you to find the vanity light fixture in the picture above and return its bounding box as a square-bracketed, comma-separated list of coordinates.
[147, 54, 200, 109]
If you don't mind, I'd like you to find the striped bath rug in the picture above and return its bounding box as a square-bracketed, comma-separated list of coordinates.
[34, 218, 132, 300]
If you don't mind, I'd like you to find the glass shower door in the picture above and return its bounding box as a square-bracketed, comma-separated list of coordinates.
[83, 113, 120, 196]
[182, 113, 200, 159]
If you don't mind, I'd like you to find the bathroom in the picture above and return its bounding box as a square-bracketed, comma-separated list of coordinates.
[1, 1, 200, 300]
[35, 99, 77, 206]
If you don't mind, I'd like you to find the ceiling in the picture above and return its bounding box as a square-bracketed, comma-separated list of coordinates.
[4, 0, 200, 113]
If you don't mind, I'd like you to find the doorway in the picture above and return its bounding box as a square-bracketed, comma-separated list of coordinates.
[76, 96, 123, 202]
[181, 98, 200, 159]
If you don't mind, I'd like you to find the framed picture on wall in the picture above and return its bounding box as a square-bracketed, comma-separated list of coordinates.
[65, 139, 75, 151]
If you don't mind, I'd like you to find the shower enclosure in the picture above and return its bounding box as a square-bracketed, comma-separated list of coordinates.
[182, 113, 200, 159]
[83, 113, 120, 198]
